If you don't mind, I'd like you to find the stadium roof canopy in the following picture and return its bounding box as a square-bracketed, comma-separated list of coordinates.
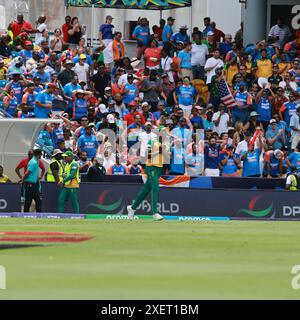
[64, 0, 192, 10]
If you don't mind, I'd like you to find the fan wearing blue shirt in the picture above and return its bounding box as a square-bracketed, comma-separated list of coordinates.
[52, 123, 65, 149]
[132, 17, 150, 59]
[280, 93, 297, 129]
[77, 124, 99, 161]
[99, 15, 115, 46]
[170, 26, 190, 49]
[204, 137, 221, 176]
[34, 83, 55, 118]
[33, 63, 51, 84]
[178, 44, 192, 70]
[202, 17, 213, 39]
[123, 74, 138, 106]
[162, 17, 175, 44]
[169, 139, 186, 175]
[190, 107, 204, 129]
[241, 144, 262, 177]
[287, 143, 300, 173]
[63, 76, 81, 113]
[219, 145, 240, 176]
[255, 88, 272, 129]
[175, 77, 198, 116]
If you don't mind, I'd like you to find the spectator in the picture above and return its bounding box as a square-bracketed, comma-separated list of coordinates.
[170, 26, 190, 51]
[140, 69, 162, 111]
[268, 18, 292, 49]
[77, 151, 92, 174]
[58, 60, 76, 87]
[112, 32, 125, 65]
[160, 48, 174, 83]
[204, 49, 224, 85]
[126, 114, 145, 150]
[268, 64, 283, 89]
[68, 17, 85, 48]
[3, 88, 18, 117]
[190, 106, 204, 130]
[290, 105, 300, 150]
[74, 54, 90, 84]
[241, 132, 266, 177]
[202, 17, 213, 39]
[220, 145, 240, 177]
[255, 87, 272, 131]
[62, 16, 71, 44]
[123, 74, 138, 106]
[186, 143, 203, 176]
[34, 83, 56, 118]
[169, 139, 186, 175]
[254, 48, 273, 79]
[191, 33, 209, 80]
[144, 39, 161, 70]
[127, 157, 145, 175]
[90, 63, 111, 98]
[107, 153, 127, 175]
[77, 123, 99, 161]
[99, 15, 115, 47]
[263, 149, 284, 178]
[210, 21, 225, 43]
[204, 136, 221, 176]
[86, 155, 106, 182]
[132, 17, 150, 59]
[266, 119, 286, 150]
[8, 14, 33, 39]
[162, 16, 175, 49]
[0, 165, 11, 183]
[173, 76, 198, 116]
[178, 42, 192, 79]
[232, 81, 253, 124]
[212, 104, 231, 136]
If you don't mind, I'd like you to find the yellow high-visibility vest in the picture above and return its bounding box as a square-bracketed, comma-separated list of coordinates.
[47, 159, 64, 183]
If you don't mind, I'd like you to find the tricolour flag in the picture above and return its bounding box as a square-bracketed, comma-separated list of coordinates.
[142, 175, 190, 188]
[217, 78, 237, 108]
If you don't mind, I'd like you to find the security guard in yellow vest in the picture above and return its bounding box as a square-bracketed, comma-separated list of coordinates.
[286, 167, 300, 191]
[58, 150, 80, 213]
[46, 149, 65, 183]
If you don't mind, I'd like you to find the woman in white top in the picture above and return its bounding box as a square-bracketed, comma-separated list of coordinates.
[160, 48, 174, 83]
[50, 28, 64, 52]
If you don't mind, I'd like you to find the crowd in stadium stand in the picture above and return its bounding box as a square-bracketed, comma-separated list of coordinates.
[0, 13, 300, 182]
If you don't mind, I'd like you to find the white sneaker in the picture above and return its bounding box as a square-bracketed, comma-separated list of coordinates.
[153, 213, 164, 221]
[127, 205, 136, 220]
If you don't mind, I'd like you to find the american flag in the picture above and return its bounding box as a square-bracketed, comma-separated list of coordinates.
[217, 78, 237, 108]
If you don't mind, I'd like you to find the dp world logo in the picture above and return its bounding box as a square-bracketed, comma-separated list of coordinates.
[88, 190, 125, 214]
[238, 196, 274, 218]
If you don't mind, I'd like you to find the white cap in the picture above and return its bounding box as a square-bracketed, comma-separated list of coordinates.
[107, 114, 115, 124]
[96, 154, 104, 165]
[274, 149, 282, 160]
[98, 104, 108, 113]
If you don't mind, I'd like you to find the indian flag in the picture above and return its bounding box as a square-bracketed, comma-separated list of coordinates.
[142, 175, 190, 188]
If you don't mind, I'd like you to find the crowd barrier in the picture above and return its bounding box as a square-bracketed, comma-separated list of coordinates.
[0, 179, 298, 220]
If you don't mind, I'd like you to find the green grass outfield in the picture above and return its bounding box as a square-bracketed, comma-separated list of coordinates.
[0, 218, 300, 300]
